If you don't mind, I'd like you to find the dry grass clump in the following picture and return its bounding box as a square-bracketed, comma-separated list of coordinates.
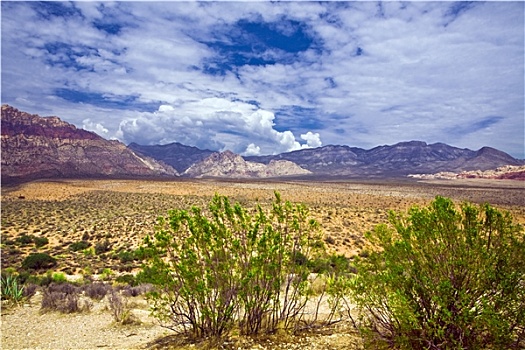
[41, 283, 92, 313]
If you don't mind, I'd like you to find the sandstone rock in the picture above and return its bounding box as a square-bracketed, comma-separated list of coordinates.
[183, 150, 311, 178]
[1, 105, 177, 183]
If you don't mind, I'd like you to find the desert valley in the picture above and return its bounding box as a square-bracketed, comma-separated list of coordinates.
[1, 106, 524, 349]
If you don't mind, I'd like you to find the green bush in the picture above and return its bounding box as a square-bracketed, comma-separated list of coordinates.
[21, 253, 57, 270]
[69, 240, 91, 252]
[33, 236, 49, 248]
[51, 272, 67, 284]
[141, 192, 325, 338]
[351, 196, 525, 349]
[115, 274, 137, 286]
[16, 234, 34, 246]
[117, 250, 136, 263]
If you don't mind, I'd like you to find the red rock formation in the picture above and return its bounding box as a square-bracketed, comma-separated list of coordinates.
[1, 105, 177, 183]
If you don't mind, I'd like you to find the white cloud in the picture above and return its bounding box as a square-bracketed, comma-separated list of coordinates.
[82, 118, 109, 137]
[116, 98, 320, 155]
[301, 132, 322, 148]
[1, 1, 523, 158]
[244, 143, 261, 156]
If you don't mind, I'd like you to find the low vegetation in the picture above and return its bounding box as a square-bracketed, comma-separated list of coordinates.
[1, 180, 524, 349]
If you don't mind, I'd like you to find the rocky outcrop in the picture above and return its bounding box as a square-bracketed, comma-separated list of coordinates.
[183, 150, 310, 178]
[408, 165, 525, 181]
[1, 105, 177, 183]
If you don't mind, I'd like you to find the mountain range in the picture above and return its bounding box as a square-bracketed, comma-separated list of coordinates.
[2, 105, 523, 183]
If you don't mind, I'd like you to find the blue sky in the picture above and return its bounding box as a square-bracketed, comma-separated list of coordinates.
[1, 1, 524, 158]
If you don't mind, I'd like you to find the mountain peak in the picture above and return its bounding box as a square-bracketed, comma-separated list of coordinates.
[1, 106, 177, 183]
[184, 150, 310, 178]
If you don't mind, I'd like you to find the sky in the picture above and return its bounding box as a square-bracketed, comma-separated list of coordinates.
[1, 1, 524, 158]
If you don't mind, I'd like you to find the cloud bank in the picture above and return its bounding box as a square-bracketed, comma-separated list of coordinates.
[1, 1, 523, 157]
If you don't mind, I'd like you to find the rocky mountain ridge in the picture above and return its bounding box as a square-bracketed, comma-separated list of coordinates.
[183, 150, 311, 178]
[246, 141, 523, 177]
[1, 105, 177, 183]
[2, 105, 523, 182]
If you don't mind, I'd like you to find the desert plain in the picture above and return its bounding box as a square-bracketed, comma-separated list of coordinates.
[1, 177, 524, 349]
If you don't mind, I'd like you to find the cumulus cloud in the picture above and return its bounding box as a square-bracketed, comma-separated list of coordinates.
[301, 132, 322, 148]
[82, 118, 109, 137]
[117, 98, 321, 155]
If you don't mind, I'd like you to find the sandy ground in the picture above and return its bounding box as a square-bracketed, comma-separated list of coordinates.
[1, 290, 360, 350]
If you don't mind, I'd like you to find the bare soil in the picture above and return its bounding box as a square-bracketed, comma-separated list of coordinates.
[1, 178, 523, 349]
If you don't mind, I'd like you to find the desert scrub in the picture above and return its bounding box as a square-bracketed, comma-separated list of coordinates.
[21, 253, 57, 270]
[140, 192, 327, 338]
[69, 240, 91, 252]
[41, 283, 92, 313]
[33, 236, 49, 248]
[83, 282, 111, 300]
[108, 290, 139, 325]
[351, 196, 525, 349]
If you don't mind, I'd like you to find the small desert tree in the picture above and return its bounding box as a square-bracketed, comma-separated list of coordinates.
[351, 196, 525, 349]
[140, 192, 324, 338]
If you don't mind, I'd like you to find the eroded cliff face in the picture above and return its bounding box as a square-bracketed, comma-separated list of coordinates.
[183, 150, 310, 178]
[1, 105, 177, 182]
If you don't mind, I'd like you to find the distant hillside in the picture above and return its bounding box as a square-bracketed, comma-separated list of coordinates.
[1, 105, 177, 183]
[183, 150, 311, 178]
[129, 142, 213, 173]
[246, 141, 523, 177]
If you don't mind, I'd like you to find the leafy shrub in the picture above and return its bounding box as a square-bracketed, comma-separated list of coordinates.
[117, 250, 136, 263]
[69, 240, 91, 252]
[100, 268, 113, 280]
[16, 234, 34, 246]
[141, 193, 325, 338]
[21, 253, 57, 270]
[351, 196, 525, 349]
[115, 274, 138, 286]
[51, 272, 67, 284]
